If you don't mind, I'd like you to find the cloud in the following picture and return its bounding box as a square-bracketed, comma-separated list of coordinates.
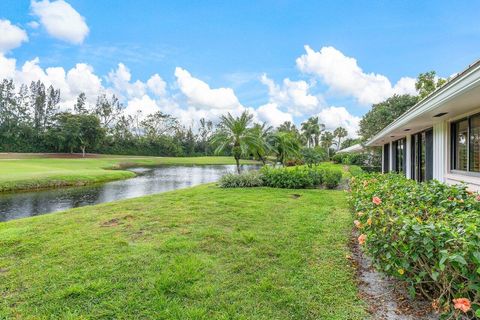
[147, 74, 167, 96]
[317, 106, 360, 138]
[124, 95, 160, 117]
[260, 74, 321, 116]
[0, 20, 28, 53]
[107, 63, 146, 99]
[296, 45, 417, 105]
[175, 67, 243, 110]
[31, 0, 89, 44]
[0, 55, 104, 109]
[256, 103, 293, 127]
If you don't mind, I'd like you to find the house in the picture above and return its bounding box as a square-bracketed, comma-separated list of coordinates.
[336, 143, 364, 154]
[366, 59, 480, 190]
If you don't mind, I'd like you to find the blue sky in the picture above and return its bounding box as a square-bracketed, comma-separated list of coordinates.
[1, 0, 480, 136]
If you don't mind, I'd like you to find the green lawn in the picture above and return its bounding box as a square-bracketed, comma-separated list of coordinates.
[0, 155, 258, 192]
[0, 186, 367, 319]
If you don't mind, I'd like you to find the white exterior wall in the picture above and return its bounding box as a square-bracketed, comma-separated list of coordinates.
[405, 135, 412, 179]
[432, 121, 447, 182]
[389, 141, 393, 172]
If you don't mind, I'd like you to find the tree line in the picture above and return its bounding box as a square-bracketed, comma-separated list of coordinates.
[0, 78, 350, 161]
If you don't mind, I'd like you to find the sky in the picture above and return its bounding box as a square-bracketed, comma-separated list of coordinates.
[1, 0, 480, 137]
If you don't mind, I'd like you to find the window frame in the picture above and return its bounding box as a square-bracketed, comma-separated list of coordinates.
[451, 113, 480, 173]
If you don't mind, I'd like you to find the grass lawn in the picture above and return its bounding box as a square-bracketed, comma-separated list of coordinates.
[0, 185, 367, 319]
[0, 155, 258, 192]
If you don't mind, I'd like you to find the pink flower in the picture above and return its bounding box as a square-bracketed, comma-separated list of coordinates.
[475, 194, 480, 202]
[372, 196, 382, 205]
[358, 234, 366, 245]
[453, 298, 471, 313]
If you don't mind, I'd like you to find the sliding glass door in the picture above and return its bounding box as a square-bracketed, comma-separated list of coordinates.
[410, 129, 433, 182]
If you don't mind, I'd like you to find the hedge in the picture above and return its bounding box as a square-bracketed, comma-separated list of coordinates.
[219, 166, 343, 189]
[349, 173, 480, 318]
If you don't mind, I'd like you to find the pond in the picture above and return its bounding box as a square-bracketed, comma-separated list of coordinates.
[0, 165, 258, 222]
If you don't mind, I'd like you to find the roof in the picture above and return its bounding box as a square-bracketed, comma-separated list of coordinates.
[337, 143, 364, 154]
[366, 58, 480, 146]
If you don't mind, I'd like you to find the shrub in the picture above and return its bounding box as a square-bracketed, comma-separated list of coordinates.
[349, 173, 480, 317]
[323, 169, 342, 189]
[218, 170, 264, 188]
[260, 166, 316, 188]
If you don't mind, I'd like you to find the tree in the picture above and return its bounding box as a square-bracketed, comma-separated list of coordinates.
[269, 131, 300, 166]
[359, 94, 418, 141]
[140, 111, 178, 139]
[211, 111, 259, 173]
[30, 80, 46, 131]
[198, 118, 213, 155]
[301, 116, 324, 147]
[320, 131, 335, 158]
[301, 147, 327, 167]
[251, 122, 273, 165]
[333, 127, 348, 151]
[94, 94, 122, 129]
[48, 113, 104, 156]
[415, 71, 447, 99]
[277, 121, 298, 134]
[340, 137, 362, 150]
[74, 92, 88, 114]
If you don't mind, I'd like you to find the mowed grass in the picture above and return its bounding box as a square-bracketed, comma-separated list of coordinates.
[0, 155, 258, 192]
[0, 186, 367, 319]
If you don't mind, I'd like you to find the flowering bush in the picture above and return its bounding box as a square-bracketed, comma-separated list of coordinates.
[349, 173, 480, 317]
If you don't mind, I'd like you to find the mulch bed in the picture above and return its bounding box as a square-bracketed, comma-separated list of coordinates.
[349, 230, 438, 320]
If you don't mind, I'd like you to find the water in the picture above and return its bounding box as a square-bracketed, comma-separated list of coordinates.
[0, 165, 257, 222]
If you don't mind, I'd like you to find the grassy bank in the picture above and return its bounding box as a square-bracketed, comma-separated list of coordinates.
[0, 155, 258, 192]
[0, 186, 366, 319]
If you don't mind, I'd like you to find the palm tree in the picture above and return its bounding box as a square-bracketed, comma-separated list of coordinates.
[301, 116, 325, 147]
[269, 131, 301, 166]
[333, 127, 348, 151]
[320, 131, 335, 158]
[211, 111, 259, 173]
[251, 122, 273, 165]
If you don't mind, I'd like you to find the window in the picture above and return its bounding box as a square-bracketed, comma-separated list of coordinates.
[411, 129, 433, 182]
[393, 138, 405, 173]
[470, 115, 480, 172]
[451, 114, 480, 172]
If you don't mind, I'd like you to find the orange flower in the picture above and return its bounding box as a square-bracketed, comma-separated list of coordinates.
[367, 218, 372, 226]
[453, 298, 471, 313]
[354, 220, 362, 228]
[358, 234, 366, 245]
[372, 196, 382, 205]
[357, 211, 365, 217]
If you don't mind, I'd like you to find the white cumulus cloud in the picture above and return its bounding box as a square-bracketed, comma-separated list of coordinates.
[147, 74, 167, 97]
[256, 102, 293, 127]
[175, 67, 243, 110]
[296, 45, 417, 105]
[107, 63, 146, 100]
[31, 0, 89, 44]
[260, 74, 321, 116]
[0, 20, 28, 53]
[317, 106, 360, 138]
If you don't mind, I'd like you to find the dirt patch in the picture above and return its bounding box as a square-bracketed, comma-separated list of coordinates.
[290, 194, 302, 199]
[349, 231, 438, 320]
[100, 218, 121, 227]
[0, 268, 8, 274]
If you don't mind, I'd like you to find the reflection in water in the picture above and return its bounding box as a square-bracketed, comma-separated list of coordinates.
[0, 165, 258, 222]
